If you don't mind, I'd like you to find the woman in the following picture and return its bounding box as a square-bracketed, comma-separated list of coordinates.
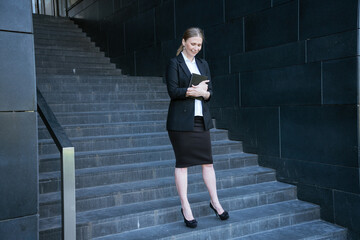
[166, 27, 229, 228]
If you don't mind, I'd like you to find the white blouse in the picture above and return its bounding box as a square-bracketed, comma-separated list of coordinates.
[181, 52, 203, 117]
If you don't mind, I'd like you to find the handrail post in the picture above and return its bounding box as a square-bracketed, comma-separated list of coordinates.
[37, 88, 76, 239]
[61, 147, 76, 240]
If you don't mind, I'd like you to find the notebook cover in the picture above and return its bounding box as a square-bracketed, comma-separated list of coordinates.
[189, 73, 208, 87]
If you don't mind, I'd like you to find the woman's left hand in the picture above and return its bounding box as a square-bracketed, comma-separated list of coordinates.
[196, 80, 209, 92]
[186, 80, 210, 100]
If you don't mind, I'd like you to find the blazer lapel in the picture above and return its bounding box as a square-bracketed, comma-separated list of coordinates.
[195, 58, 206, 76]
[177, 54, 191, 80]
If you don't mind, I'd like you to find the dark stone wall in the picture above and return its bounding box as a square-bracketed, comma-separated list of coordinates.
[68, 0, 360, 238]
[0, 0, 38, 239]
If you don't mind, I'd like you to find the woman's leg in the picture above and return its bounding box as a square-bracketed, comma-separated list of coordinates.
[175, 167, 194, 220]
[202, 164, 225, 214]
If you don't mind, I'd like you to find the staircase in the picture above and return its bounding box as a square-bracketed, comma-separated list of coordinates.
[33, 14, 347, 239]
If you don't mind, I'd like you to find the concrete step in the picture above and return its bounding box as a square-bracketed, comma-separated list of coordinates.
[39, 141, 245, 193]
[42, 100, 168, 113]
[33, 26, 86, 36]
[33, 18, 78, 25]
[32, 20, 76, 28]
[36, 67, 122, 75]
[38, 120, 167, 139]
[39, 200, 319, 240]
[38, 129, 232, 157]
[39, 131, 170, 155]
[34, 33, 90, 42]
[32, 25, 85, 34]
[39, 154, 259, 194]
[32, 20, 72, 28]
[39, 139, 246, 173]
[42, 109, 168, 125]
[35, 48, 104, 57]
[37, 77, 164, 86]
[32, 14, 73, 23]
[34, 38, 95, 48]
[36, 75, 163, 84]
[33, 24, 83, 34]
[33, 28, 87, 38]
[34, 34, 92, 43]
[35, 60, 116, 69]
[39, 173, 282, 218]
[35, 44, 100, 52]
[33, 22, 80, 31]
[39, 91, 169, 104]
[35, 55, 111, 64]
[39, 155, 264, 217]
[93, 200, 321, 240]
[231, 220, 346, 240]
[38, 82, 166, 93]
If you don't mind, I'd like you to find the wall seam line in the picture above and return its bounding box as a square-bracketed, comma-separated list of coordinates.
[278, 106, 281, 158]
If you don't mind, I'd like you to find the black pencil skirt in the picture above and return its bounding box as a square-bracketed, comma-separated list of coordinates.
[168, 116, 213, 168]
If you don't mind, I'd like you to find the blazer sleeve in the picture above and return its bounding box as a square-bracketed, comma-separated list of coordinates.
[166, 58, 188, 100]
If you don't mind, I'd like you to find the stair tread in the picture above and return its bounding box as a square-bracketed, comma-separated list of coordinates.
[39, 154, 260, 204]
[38, 82, 165, 86]
[38, 131, 223, 143]
[38, 138, 241, 161]
[35, 61, 113, 66]
[231, 220, 346, 240]
[46, 100, 169, 106]
[40, 189, 306, 232]
[36, 74, 162, 80]
[39, 154, 258, 181]
[100, 219, 345, 240]
[35, 46, 99, 51]
[89, 200, 317, 239]
[35, 49, 102, 55]
[38, 127, 226, 142]
[40, 98, 169, 105]
[38, 131, 169, 144]
[50, 109, 168, 116]
[38, 120, 166, 129]
[36, 65, 115, 70]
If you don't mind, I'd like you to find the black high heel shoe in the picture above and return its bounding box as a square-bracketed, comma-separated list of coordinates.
[181, 209, 197, 228]
[209, 202, 229, 220]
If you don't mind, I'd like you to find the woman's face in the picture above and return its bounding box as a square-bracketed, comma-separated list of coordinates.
[182, 36, 203, 59]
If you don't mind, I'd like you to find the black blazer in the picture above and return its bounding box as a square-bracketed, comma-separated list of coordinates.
[166, 54, 214, 131]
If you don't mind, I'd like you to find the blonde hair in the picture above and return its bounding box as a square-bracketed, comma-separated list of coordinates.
[176, 27, 205, 56]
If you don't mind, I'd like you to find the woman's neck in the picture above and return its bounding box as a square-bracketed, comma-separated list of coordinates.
[182, 51, 194, 62]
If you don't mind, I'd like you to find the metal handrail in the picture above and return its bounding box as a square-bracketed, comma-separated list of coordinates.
[37, 88, 76, 240]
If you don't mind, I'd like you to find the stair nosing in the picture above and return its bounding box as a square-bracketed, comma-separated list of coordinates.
[39, 199, 317, 234]
[39, 153, 259, 182]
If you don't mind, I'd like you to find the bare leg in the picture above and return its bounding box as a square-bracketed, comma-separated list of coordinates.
[175, 167, 195, 220]
[202, 164, 225, 214]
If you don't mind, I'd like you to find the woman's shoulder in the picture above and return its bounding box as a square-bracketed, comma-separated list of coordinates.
[168, 56, 178, 63]
[195, 57, 209, 69]
[167, 55, 184, 67]
[167, 56, 179, 69]
[195, 56, 208, 64]
[167, 56, 178, 65]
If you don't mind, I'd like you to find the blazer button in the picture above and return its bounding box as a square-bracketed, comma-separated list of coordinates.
[184, 109, 187, 112]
